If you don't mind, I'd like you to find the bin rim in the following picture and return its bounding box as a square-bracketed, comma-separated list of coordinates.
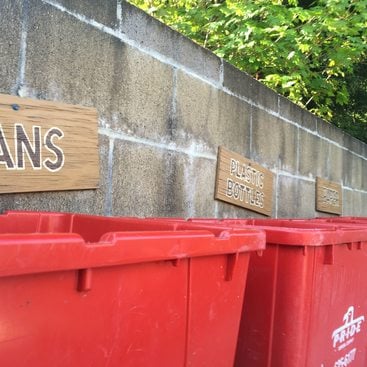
[0, 212, 265, 277]
[102, 216, 367, 247]
[176, 219, 367, 247]
[1, 210, 265, 249]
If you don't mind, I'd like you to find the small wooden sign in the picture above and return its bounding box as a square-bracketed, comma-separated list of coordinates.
[215, 146, 274, 216]
[316, 177, 342, 215]
[0, 94, 99, 194]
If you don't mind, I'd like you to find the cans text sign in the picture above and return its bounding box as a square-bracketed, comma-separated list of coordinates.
[316, 177, 342, 215]
[0, 94, 99, 193]
[215, 146, 273, 216]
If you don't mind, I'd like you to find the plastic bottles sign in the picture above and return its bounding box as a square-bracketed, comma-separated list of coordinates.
[316, 177, 342, 215]
[0, 94, 99, 193]
[214, 146, 274, 216]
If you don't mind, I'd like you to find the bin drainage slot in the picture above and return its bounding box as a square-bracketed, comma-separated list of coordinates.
[77, 268, 92, 292]
[225, 253, 239, 281]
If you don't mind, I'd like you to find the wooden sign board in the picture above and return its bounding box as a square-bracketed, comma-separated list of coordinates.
[316, 177, 342, 215]
[0, 94, 99, 194]
[215, 146, 274, 216]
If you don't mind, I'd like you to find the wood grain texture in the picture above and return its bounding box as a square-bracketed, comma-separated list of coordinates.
[316, 177, 342, 215]
[215, 146, 274, 216]
[0, 94, 99, 194]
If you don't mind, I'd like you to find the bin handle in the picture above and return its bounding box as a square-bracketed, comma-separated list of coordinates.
[324, 245, 334, 265]
[77, 268, 92, 292]
[225, 253, 239, 281]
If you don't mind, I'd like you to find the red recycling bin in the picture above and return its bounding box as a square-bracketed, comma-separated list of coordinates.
[161, 218, 367, 367]
[0, 211, 265, 367]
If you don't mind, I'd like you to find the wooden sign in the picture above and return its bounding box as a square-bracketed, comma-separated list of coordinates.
[0, 94, 99, 194]
[316, 177, 342, 215]
[215, 146, 274, 216]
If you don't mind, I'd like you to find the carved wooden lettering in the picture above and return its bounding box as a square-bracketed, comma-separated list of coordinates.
[0, 94, 99, 194]
[316, 177, 342, 215]
[215, 146, 274, 216]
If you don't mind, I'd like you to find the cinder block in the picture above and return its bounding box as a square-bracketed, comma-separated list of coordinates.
[278, 96, 317, 132]
[354, 191, 364, 216]
[110, 46, 174, 141]
[343, 133, 367, 158]
[342, 189, 353, 216]
[363, 163, 367, 191]
[111, 140, 187, 217]
[181, 155, 217, 217]
[161, 153, 217, 218]
[360, 192, 367, 216]
[327, 144, 343, 182]
[54, 0, 118, 28]
[301, 110, 318, 132]
[251, 107, 280, 169]
[25, 0, 121, 106]
[252, 78, 279, 113]
[224, 62, 283, 114]
[0, 0, 22, 93]
[298, 130, 328, 178]
[175, 71, 251, 156]
[0, 134, 109, 214]
[297, 179, 317, 218]
[342, 151, 362, 190]
[343, 190, 367, 216]
[222, 61, 253, 99]
[349, 191, 363, 216]
[25, 1, 174, 142]
[119, 2, 221, 83]
[277, 175, 297, 218]
[278, 95, 302, 124]
[252, 107, 298, 171]
[316, 118, 344, 146]
[277, 175, 315, 218]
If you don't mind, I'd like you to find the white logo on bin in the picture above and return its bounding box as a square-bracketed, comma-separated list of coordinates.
[333, 348, 357, 367]
[332, 306, 364, 351]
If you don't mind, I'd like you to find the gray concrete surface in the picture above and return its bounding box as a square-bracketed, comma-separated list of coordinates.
[0, 0, 23, 94]
[0, 0, 365, 218]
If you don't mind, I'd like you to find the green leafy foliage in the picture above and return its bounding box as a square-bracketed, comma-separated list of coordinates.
[332, 61, 367, 142]
[128, 0, 367, 141]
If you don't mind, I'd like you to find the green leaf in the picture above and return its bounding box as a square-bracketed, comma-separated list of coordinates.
[128, 0, 367, 140]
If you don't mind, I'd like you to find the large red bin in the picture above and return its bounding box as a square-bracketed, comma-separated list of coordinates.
[154, 218, 367, 367]
[0, 211, 265, 367]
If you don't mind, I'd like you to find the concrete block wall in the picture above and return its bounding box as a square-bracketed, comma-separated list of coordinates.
[0, 0, 366, 218]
